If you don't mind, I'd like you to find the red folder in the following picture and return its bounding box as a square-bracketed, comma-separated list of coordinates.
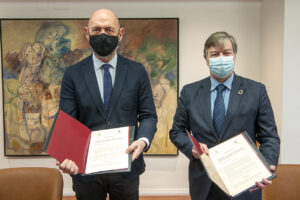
[44, 110, 134, 175]
[45, 110, 92, 174]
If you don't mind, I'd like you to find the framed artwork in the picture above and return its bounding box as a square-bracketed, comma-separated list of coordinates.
[1, 18, 179, 156]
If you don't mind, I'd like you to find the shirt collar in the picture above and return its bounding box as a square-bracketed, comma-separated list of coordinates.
[210, 73, 234, 92]
[92, 53, 118, 70]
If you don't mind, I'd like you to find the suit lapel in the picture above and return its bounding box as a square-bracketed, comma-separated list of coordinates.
[220, 75, 245, 139]
[197, 78, 217, 139]
[106, 55, 128, 119]
[81, 55, 106, 118]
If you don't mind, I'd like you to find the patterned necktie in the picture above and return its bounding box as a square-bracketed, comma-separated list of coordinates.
[213, 84, 226, 136]
[102, 64, 112, 115]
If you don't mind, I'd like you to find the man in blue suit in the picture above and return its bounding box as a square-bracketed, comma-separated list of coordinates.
[170, 32, 280, 200]
[56, 9, 157, 200]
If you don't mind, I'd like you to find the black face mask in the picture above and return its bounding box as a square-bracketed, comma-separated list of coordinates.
[89, 33, 119, 57]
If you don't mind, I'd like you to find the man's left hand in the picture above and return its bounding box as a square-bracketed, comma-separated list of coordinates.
[250, 165, 276, 192]
[126, 140, 146, 162]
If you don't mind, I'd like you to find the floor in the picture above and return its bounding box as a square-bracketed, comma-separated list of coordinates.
[63, 196, 191, 200]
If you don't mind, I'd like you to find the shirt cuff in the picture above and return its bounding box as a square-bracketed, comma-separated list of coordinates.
[138, 137, 150, 150]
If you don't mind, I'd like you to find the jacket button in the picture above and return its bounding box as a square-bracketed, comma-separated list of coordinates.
[107, 121, 111, 125]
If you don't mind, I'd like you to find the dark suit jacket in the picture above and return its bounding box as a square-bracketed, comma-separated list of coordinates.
[170, 75, 280, 200]
[59, 54, 157, 180]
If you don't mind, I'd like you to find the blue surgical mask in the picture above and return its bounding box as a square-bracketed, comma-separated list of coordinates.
[209, 56, 234, 78]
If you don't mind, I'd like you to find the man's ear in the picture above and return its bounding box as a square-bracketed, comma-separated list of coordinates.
[84, 27, 90, 41]
[118, 27, 125, 42]
[204, 55, 209, 66]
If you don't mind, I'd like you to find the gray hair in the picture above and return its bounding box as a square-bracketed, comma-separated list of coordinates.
[203, 32, 237, 56]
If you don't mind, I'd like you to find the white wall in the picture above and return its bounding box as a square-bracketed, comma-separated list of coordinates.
[281, 0, 300, 164]
[0, 0, 262, 196]
[260, 0, 284, 145]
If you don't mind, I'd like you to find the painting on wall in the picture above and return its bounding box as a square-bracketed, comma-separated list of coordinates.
[1, 18, 178, 156]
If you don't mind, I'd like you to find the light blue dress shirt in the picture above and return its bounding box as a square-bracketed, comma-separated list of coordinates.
[93, 53, 117, 101]
[92, 53, 149, 148]
[210, 73, 234, 119]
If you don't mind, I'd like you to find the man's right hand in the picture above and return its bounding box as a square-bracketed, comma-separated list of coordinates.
[56, 159, 79, 175]
[192, 143, 209, 159]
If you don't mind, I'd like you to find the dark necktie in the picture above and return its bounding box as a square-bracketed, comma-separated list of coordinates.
[213, 84, 226, 136]
[102, 64, 112, 115]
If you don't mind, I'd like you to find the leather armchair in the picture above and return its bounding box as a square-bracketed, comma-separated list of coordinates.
[0, 167, 63, 200]
[263, 164, 300, 200]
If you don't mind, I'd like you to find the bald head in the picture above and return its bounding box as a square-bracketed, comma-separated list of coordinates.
[87, 9, 120, 33]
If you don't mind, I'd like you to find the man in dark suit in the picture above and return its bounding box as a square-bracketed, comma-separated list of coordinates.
[56, 9, 157, 200]
[169, 32, 280, 200]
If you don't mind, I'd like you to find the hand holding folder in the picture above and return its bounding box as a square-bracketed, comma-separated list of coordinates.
[190, 135, 209, 159]
[56, 159, 79, 175]
[186, 130, 276, 198]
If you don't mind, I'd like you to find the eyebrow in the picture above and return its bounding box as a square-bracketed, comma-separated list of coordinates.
[91, 25, 115, 30]
[210, 49, 233, 52]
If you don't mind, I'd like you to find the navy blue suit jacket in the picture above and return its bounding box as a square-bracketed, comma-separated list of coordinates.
[170, 75, 280, 200]
[59, 54, 157, 180]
